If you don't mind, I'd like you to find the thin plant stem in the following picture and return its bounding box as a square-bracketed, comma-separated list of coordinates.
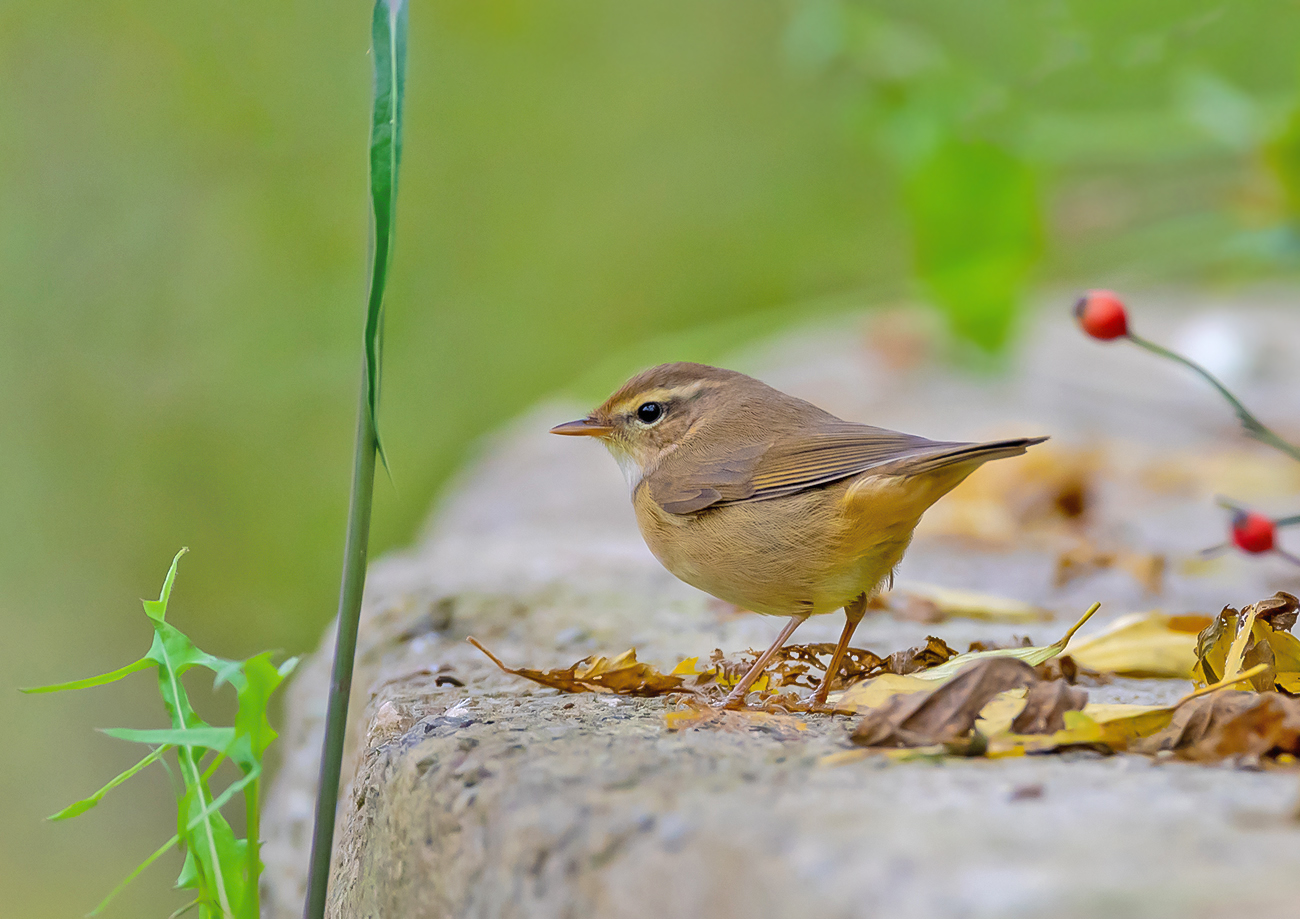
[303, 382, 377, 919]
[1127, 331, 1300, 463]
[303, 4, 404, 916]
[244, 776, 261, 919]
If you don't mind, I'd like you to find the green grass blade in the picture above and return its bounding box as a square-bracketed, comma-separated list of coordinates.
[49, 745, 171, 821]
[21, 657, 152, 694]
[303, 6, 408, 918]
[363, 0, 407, 469]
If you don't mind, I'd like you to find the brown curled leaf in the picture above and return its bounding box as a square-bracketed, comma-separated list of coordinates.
[1010, 679, 1088, 734]
[850, 657, 1038, 748]
[886, 636, 959, 675]
[1192, 592, 1300, 693]
[467, 637, 688, 696]
[1134, 691, 1300, 761]
[1253, 591, 1299, 632]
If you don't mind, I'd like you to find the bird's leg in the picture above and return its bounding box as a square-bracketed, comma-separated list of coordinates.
[809, 593, 868, 708]
[720, 612, 810, 710]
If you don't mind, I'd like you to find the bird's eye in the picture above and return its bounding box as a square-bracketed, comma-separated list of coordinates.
[636, 402, 664, 424]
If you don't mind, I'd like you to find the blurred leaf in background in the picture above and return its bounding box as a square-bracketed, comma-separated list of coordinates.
[905, 138, 1040, 354]
[783, 0, 1300, 351]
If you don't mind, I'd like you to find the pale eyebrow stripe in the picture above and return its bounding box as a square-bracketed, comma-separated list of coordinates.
[612, 380, 718, 414]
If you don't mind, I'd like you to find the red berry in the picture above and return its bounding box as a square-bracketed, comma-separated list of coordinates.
[1232, 512, 1276, 554]
[1073, 290, 1129, 340]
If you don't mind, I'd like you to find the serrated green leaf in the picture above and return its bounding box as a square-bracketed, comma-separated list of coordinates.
[176, 780, 245, 918]
[48, 744, 171, 821]
[235, 652, 287, 764]
[913, 602, 1100, 682]
[89, 764, 260, 917]
[143, 547, 189, 623]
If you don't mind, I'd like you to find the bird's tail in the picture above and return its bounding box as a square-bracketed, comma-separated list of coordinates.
[893, 435, 1049, 476]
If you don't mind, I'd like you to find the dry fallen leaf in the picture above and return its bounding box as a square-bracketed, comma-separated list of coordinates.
[684, 637, 957, 699]
[850, 658, 1039, 748]
[1067, 612, 1213, 679]
[1010, 679, 1089, 734]
[468, 637, 688, 696]
[1133, 690, 1300, 762]
[844, 647, 1273, 762]
[989, 665, 1271, 758]
[1193, 592, 1300, 693]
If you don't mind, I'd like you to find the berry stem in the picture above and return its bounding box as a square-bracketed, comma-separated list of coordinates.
[1126, 331, 1300, 464]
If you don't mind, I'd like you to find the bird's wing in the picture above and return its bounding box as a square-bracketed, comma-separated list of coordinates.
[647, 423, 970, 515]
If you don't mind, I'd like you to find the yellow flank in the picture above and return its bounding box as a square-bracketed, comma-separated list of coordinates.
[633, 459, 982, 617]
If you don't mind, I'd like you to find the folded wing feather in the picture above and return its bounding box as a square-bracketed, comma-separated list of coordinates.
[648, 421, 1045, 515]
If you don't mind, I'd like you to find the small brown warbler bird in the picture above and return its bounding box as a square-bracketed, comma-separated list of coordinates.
[552, 362, 1046, 709]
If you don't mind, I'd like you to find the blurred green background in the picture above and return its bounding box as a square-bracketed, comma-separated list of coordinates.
[5, 1, 1300, 916]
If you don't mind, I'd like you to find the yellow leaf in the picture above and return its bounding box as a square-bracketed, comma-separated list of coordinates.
[670, 657, 700, 676]
[972, 690, 1029, 736]
[833, 672, 932, 712]
[1222, 606, 1260, 681]
[1067, 612, 1211, 678]
[987, 704, 1174, 755]
[1265, 628, 1300, 674]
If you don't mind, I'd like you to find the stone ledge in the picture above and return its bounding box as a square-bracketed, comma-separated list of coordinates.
[262, 297, 1300, 919]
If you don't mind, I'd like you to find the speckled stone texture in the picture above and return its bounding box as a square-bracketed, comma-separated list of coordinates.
[262, 295, 1300, 919]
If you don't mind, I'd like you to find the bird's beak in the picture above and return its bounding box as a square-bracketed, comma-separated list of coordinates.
[550, 417, 614, 437]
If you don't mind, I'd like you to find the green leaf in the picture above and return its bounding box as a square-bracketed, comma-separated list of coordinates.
[48, 745, 171, 821]
[21, 657, 152, 694]
[904, 137, 1040, 353]
[174, 850, 199, 891]
[234, 653, 289, 765]
[88, 764, 260, 917]
[101, 727, 236, 752]
[176, 780, 245, 918]
[143, 547, 189, 623]
[363, 0, 408, 470]
[913, 602, 1101, 683]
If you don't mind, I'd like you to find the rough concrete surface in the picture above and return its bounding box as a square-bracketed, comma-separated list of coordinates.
[263, 295, 1300, 919]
